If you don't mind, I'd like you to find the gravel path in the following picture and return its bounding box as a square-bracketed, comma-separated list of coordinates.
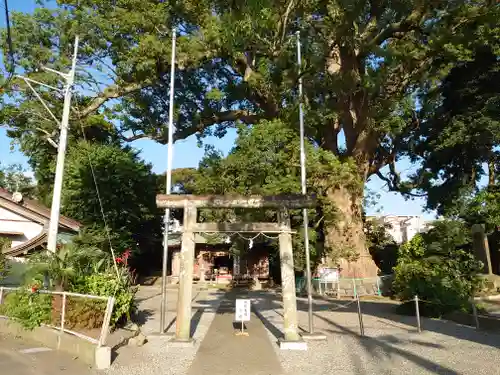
[104, 286, 225, 375]
[251, 291, 500, 375]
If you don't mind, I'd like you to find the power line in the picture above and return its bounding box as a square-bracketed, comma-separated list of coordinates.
[73, 98, 121, 281]
[2, 0, 15, 89]
[2, 0, 13, 64]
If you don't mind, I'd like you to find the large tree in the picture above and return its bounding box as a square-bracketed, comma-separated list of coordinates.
[1, 1, 498, 276]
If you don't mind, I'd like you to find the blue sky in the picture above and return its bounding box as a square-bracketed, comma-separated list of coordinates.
[0, 0, 435, 219]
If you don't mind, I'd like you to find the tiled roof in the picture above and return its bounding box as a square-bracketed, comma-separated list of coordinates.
[0, 188, 81, 232]
[2, 232, 47, 257]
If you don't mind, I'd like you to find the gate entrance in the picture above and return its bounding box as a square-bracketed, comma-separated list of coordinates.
[156, 193, 315, 344]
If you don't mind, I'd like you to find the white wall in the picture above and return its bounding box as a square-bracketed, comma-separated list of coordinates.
[375, 215, 430, 244]
[0, 207, 44, 247]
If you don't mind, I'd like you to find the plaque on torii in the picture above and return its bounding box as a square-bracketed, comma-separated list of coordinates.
[156, 194, 316, 344]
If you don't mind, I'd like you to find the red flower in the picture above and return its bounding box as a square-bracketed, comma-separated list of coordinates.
[115, 257, 123, 264]
[31, 285, 39, 293]
[122, 249, 131, 266]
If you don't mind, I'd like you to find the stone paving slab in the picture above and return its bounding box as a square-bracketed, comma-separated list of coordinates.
[186, 290, 284, 375]
[0, 334, 95, 375]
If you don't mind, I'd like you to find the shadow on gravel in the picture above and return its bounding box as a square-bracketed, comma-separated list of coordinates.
[133, 308, 154, 326]
[250, 290, 500, 375]
[314, 312, 461, 375]
[252, 291, 500, 350]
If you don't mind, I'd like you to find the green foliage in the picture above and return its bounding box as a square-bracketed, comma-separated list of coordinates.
[62, 141, 163, 270]
[460, 185, 500, 233]
[70, 269, 137, 327]
[0, 250, 9, 280]
[0, 290, 51, 330]
[21, 242, 136, 328]
[0, 163, 35, 198]
[27, 243, 105, 290]
[25, 241, 136, 328]
[0, 237, 12, 251]
[393, 221, 483, 317]
[406, 46, 500, 213]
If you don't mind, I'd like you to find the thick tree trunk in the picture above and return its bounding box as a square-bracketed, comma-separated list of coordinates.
[325, 186, 379, 278]
[321, 42, 380, 278]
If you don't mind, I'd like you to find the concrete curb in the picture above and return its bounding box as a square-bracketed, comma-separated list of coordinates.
[0, 319, 111, 369]
[444, 311, 500, 332]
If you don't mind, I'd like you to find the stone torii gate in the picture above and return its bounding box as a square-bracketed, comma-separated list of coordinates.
[156, 194, 316, 348]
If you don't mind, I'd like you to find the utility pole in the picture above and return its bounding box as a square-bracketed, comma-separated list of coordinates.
[296, 32, 326, 341]
[160, 28, 177, 334]
[16, 36, 79, 252]
[46, 36, 80, 252]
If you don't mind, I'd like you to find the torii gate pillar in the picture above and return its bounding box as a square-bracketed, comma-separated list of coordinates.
[175, 204, 196, 341]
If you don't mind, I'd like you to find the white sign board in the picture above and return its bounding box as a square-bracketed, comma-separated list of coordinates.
[235, 299, 251, 322]
[319, 267, 339, 282]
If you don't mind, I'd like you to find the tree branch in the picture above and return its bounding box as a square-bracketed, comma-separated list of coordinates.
[120, 133, 164, 143]
[488, 155, 496, 187]
[375, 163, 426, 197]
[78, 81, 150, 118]
[279, 0, 296, 45]
[35, 127, 58, 149]
[174, 109, 262, 140]
[368, 109, 419, 177]
[360, 0, 383, 43]
[120, 109, 262, 144]
[360, 5, 428, 56]
[380, 56, 434, 100]
[231, 54, 279, 116]
[200, 109, 261, 126]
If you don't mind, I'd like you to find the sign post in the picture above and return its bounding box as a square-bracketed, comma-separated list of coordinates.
[235, 299, 251, 336]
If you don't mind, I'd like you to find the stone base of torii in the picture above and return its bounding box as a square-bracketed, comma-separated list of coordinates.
[156, 194, 315, 348]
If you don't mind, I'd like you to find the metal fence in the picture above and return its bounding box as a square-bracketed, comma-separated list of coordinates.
[334, 293, 489, 338]
[0, 287, 115, 347]
[296, 274, 394, 298]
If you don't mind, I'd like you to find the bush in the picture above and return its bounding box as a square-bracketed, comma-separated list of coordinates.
[8, 234, 140, 331]
[393, 220, 483, 317]
[0, 290, 51, 330]
[70, 268, 137, 327]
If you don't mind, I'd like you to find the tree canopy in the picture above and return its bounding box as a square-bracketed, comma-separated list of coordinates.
[402, 45, 500, 215]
